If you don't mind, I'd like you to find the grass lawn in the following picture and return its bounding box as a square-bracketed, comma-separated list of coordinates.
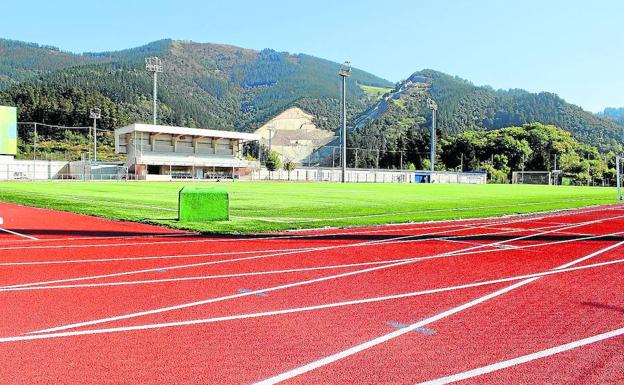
[359, 84, 393, 100]
[0, 181, 618, 233]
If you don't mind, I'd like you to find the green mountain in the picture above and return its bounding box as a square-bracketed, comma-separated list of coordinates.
[0, 38, 392, 135]
[2, 38, 622, 165]
[0, 39, 109, 89]
[598, 107, 624, 126]
[350, 70, 624, 165]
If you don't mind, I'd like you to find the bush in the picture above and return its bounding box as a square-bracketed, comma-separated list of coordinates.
[266, 150, 282, 172]
[284, 160, 297, 180]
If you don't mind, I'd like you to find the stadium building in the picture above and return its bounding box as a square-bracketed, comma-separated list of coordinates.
[114, 124, 260, 180]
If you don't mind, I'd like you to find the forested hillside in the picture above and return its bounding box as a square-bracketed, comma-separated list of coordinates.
[350, 70, 624, 162]
[2, 37, 623, 172]
[0, 39, 392, 134]
[0, 39, 108, 89]
[598, 107, 624, 126]
[439, 123, 616, 185]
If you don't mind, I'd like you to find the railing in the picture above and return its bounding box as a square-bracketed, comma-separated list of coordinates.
[250, 167, 412, 183]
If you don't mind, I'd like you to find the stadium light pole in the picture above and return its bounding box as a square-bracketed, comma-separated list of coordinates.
[145, 57, 163, 125]
[89, 108, 101, 162]
[338, 61, 352, 183]
[427, 98, 438, 172]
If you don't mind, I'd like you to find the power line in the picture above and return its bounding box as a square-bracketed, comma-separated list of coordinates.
[17, 122, 114, 132]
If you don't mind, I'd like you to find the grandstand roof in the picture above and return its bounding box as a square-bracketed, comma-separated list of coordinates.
[115, 123, 260, 141]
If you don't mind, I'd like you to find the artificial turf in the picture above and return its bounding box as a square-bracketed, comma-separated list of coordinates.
[0, 181, 618, 233]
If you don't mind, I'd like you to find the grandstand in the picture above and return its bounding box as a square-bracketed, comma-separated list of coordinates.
[114, 124, 260, 180]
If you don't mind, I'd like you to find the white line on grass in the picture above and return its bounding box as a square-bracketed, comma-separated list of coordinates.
[25, 215, 624, 336]
[252, 240, 624, 385]
[3, 256, 624, 342]
[250, 198, 617, 223]
[0, 188, 178, 212]
[416, 326, 624, 384]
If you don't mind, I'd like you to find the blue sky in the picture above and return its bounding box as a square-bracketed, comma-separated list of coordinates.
[2, 0, 622, 112]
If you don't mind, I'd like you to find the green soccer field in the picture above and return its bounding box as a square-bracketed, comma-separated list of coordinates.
[0, 181, 619, 233]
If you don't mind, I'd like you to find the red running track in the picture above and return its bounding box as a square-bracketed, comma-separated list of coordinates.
[1, 201, 624, 384]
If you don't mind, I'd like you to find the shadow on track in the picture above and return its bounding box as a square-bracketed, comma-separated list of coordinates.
[581, 302, 624, 314]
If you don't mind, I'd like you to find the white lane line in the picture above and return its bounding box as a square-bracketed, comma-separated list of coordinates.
[5, 229, 623, 291]
[3, 256, 624, 342]
[253, 240, 624, 385]
[0, 216, 553, 267]
[26, 216, 622, 336]
[416, 326, 624, 385]
[1, 223, 491, 289]
[0, 227, 39, 240]
[0, 202, 617, 252]
[0, 231, 194, 245]
[0, 215, 535, 252]
[2, 217, 548, 287]
[0, 222, 478, 251]
[0, 246, 323, 266]
[24, 242, 508, 334]
[0, 209, 604, 268]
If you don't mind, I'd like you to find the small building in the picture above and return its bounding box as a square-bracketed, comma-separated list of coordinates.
[254, 107, 335, 164]
[114, 124, 260, 180]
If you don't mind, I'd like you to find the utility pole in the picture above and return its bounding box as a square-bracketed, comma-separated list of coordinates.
[554, 154, 557, 171]
[267, 126, 275, 153]
[338, 61, 351, 183]
[553, 153, 558, 185]
[522, 154, 525, 184]
[427, 98, 438, 172]
[587, 153, 591, 187]
[145, 57, 163, 125]
[617, 156, 622, 200]
[32, 123, 37, 180]
[89, 108, 101, 162]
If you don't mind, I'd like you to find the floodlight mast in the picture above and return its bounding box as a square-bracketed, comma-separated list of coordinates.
[427, 98, 438, 172]
[338, 61, 352, 183]
[89, 108, 101, 162]
[145, 57, 163, 125]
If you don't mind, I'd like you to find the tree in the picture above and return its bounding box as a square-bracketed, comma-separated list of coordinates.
[265, 150, 282, 175]
[283, 160, 297, 180]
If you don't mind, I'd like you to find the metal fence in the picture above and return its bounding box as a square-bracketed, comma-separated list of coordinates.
[251, 167, 412, 183]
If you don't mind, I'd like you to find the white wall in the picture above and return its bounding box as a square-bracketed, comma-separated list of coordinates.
[0, 159, 69, 180]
